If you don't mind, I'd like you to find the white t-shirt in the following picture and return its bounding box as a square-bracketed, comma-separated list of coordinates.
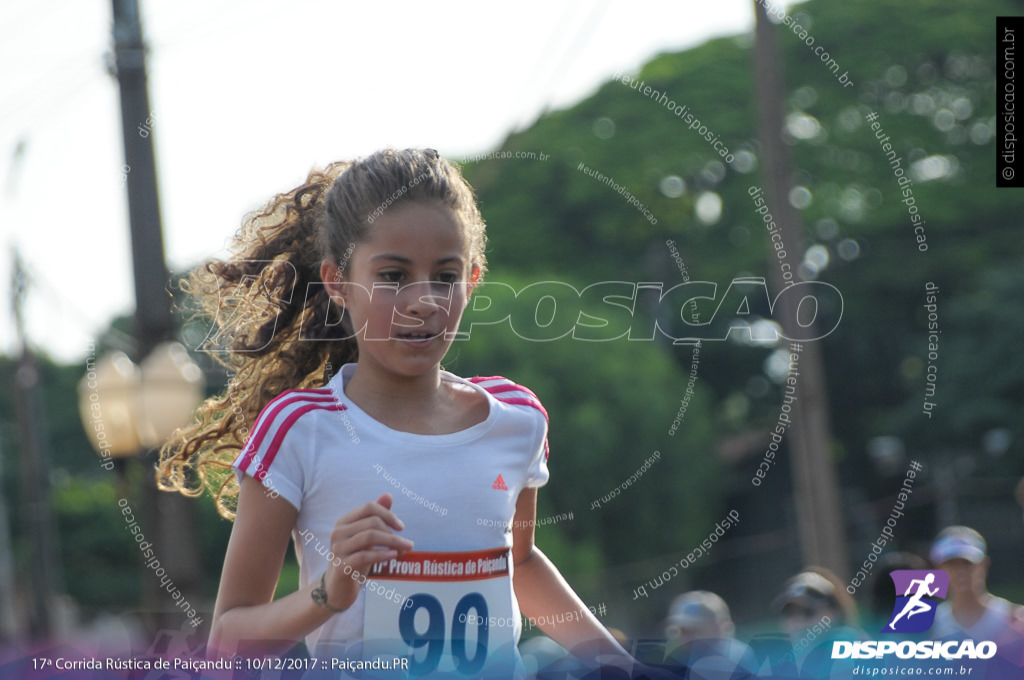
[932, 596, 1023, 646]
[232, 363, 549, 663]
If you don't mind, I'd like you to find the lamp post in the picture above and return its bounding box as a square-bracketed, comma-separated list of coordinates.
[77, 342, 205, 629]
[106, 0, 207, 632]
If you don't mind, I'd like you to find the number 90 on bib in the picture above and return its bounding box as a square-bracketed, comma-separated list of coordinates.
[363, 548, 518, 677]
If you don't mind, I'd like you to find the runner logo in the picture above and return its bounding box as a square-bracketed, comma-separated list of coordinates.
[884, 570, 948, 633]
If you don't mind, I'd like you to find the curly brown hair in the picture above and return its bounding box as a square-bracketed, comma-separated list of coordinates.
[159, 148, 487, 518]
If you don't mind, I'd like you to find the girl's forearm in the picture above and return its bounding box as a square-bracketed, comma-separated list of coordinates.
[209, 582, 335, 658]
[513, 547, 632, 668]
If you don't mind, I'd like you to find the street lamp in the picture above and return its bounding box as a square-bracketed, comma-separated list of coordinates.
[137, 342, 205, 448]
[77, 351, 142, 459]
[78, 342, 205, 458]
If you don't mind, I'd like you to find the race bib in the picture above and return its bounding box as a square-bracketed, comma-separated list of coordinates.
[363, 548, 516, 677]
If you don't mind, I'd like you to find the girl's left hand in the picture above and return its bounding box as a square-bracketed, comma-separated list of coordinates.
[323, 493, 413, 611]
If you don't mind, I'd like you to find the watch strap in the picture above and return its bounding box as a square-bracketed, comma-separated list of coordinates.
[312, 572, 343, 613]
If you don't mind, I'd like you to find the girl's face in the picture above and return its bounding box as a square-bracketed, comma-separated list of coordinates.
[323, 201, 477, 379]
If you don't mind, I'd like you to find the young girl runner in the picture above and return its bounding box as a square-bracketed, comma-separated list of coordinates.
[161, 148, 634, 677]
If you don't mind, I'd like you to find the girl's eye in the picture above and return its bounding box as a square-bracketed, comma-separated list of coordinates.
[437, 272, 458, 284]
[379, 271, 404, 283]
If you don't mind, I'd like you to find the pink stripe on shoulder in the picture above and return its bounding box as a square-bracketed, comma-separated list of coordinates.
[468, 375, 550, 459]
[234, 389, 337, 472]
[468, 376, 548, 420]
[471, 377, 543, 402]
[467, 376, 504, 384]
[481, 383, 523, 395]
[494, 396, 549, 420]
[256, 402, 347, 478]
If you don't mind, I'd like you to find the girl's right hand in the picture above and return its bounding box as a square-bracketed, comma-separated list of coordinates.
[322, 493, 413, 612]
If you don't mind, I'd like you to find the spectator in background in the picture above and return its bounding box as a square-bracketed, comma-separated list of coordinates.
[665, 591, 734, 647]
[769, 568, 866, 678]
[866, 551, 930, 631]
[663, 591, 754, 674]
[929, 526, 1024, 645]
[776, 568, 860, 642]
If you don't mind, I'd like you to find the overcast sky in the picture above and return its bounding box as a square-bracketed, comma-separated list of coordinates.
[0, 0, 777, 363]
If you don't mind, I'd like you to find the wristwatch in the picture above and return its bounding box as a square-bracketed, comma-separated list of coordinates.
[311, 572, 343, 613]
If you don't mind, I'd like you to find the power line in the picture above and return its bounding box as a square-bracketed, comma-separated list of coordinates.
[514, 0, 612, 130]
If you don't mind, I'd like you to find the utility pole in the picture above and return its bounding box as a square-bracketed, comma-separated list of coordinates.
[110, 0, 202, 631]
[751, 1, 849, 578]
[111, 0, 170, 342]
[0, 437, 21, 642]
[10, 252, 58, 639]
[2, 141, 30, 644]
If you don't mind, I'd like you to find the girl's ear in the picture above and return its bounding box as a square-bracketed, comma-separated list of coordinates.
[321, 260, 347, 305]
[466, 266, 481, 299]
